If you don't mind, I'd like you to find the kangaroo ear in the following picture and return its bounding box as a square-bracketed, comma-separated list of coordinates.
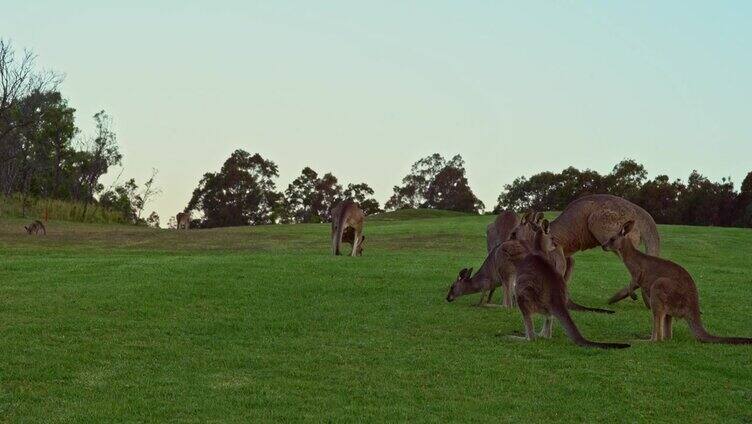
[521, 212, 531, 224]
[458, 268, 468, 278]
[466, 267, 473, 277]
[541, 219, 550, 234]
[534, 212, 544, 224]
[621, 220, 635, 235]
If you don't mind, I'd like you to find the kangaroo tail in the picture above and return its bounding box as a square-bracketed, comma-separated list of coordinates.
[567, 298, 615, 314]
[551, 303, 629, 349]
[688, 313, 752, 345]
[638, 209, 661, 256]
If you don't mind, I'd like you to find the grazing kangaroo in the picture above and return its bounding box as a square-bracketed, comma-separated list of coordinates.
[486, 210, 520, 252]
[446, 243, 517, 307]
[176, 212, 191, 230]
[603, 221, 752, 344]
[24, 220, 46, 235]
[501, 229, 630, 349]
[331, 200, 365, 256]
[448, 215, 612, 312]
[547, 194, 661, 306]
[447, 212, 544, 307]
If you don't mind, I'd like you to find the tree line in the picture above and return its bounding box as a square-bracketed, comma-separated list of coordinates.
[0, 40, 159, 225]
[495, 159, 752, 228]
[182, 150, 487, 228]
[3, 39, 750, 229]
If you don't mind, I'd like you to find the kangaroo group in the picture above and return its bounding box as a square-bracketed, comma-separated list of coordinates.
[448, 194, 752, 348]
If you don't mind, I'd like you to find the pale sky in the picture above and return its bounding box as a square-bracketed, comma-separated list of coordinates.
[4, 1, 751, 220]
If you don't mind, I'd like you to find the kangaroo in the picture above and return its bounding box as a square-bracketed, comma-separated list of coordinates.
[501, 230, 630, 349]
[176, 212, 191, 230]
[511, 215, 615, 314]
[24, 220, 46, 235]
[486, 210, 520, 252]
[603, 221, 752, 344]
[447, 212, 543, 307]
[547, 194, 661, 306]
[331, 200, 365, 256]
[446, 243, 517, 307]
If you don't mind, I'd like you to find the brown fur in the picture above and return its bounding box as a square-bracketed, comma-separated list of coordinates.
[446, 212, 545, 307]
[447, 217, 612, 313]
[501, 229, 629, 349]
[176, 212, 191, 230]
[24, 220, 46, 235]
[603, 221, 752, 344]
[446, 244, 517, 308]
[331, 200, 365, 256]
[548, 194, 661, 305]
[486, 210, 520, 253]
[511, 216, 615, 314]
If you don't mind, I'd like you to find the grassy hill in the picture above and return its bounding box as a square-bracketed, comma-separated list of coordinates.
[1, 211, 751, 422]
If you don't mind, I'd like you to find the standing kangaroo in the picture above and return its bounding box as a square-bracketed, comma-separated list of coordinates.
[486, 210, 520, 252]
[176, 212, 191, 230]
[603, 221, 752, 344]
[510, 215, 615, 314]
[331, 200, 365, 256]
[548, 194, 661, 306]
[24, 220, 46, 235]
[501, 228, 630, 349]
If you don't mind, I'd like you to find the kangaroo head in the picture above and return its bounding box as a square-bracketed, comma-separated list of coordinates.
[602, 220, 636, 252]
[510, 213, 541, 247]
[534, 219, 556, 253]
[446, 267, 473, 302]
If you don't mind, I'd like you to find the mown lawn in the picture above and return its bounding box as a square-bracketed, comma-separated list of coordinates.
[1, 212, 751, 422]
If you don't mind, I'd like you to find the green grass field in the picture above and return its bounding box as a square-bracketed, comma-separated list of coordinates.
[1, 211, 752, 422]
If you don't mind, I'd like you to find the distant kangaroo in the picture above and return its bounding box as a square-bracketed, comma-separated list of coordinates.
[331, 200, 365, 256]
[486, 210, 520, 252]
[176, 212, 191, 230]
[603, 221, 752, 344]
[24, 220, 46, 235]
[547, 194, 661, 306]
[501, 228, 630, 349]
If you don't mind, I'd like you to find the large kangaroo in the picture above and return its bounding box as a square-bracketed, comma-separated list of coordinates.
[548, 194, 661, 305]
[603, 221, 752, 344]
[331, 200, 365, 256]
[24, 220, 46, 235]
[176, 212, 191, 230]
[500, 228, 629, 349]
[486, 210, 520, 252]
